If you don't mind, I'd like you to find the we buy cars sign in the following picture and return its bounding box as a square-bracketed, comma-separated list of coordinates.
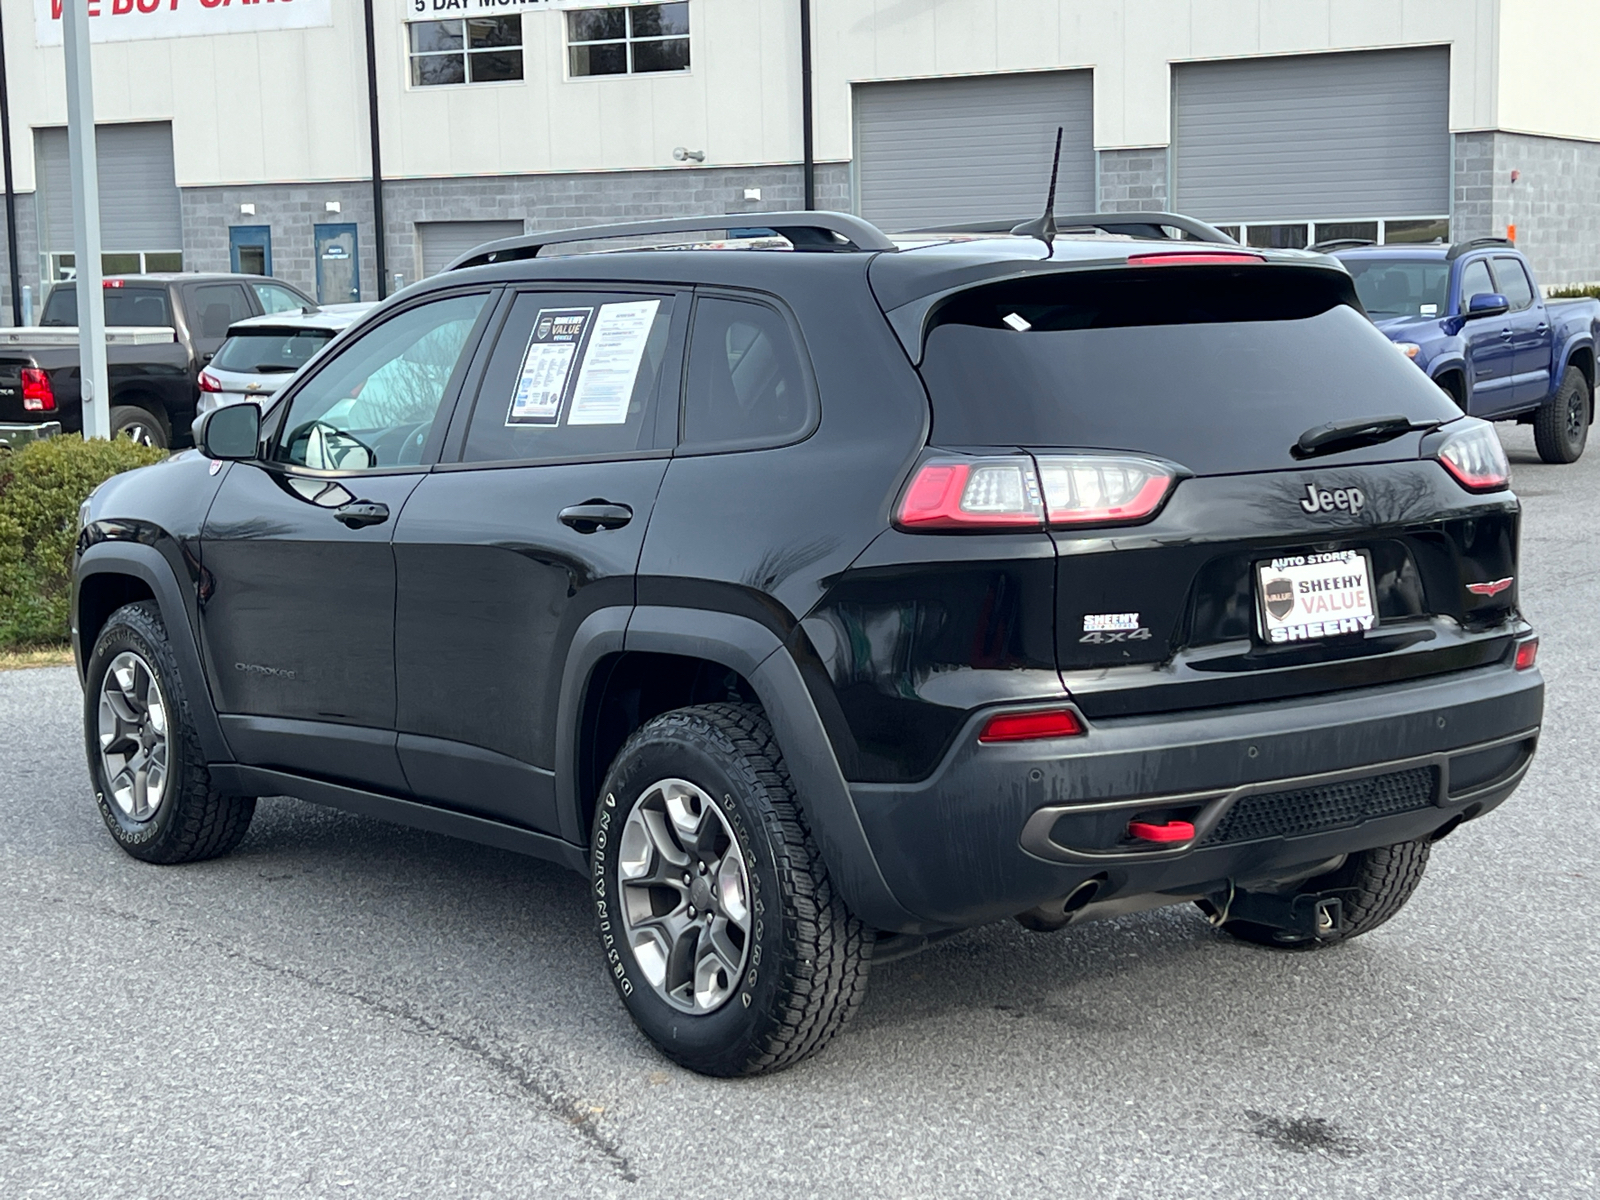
[35, 0, 333, 46]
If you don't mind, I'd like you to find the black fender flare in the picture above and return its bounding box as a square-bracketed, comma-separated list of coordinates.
[555, 603, 921, 932]
[76, 541, 233, 764]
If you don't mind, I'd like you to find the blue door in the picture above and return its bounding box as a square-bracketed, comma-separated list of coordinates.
[314, 223, 360, 304]
[229, 225, 272, 276]
[1492, 255, 1554, 406]
[1458, 256, 1517, 417]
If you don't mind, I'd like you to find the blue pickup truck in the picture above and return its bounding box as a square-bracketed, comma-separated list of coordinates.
[1329, 238, 1598, 463]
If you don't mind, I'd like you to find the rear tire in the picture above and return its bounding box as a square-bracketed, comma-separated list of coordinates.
[590, 702, 873, 1076]
[1206, 839, 1431, 949]
[1533, 366, 1589, 464]
[110, 404, 169, 450]
[84, 601, 255, 864]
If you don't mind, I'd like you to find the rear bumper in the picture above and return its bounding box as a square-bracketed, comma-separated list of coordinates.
[848, 661, 1543, 930]
[0, 421, 62, 450]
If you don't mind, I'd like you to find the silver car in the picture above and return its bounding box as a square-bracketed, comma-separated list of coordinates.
[197, 303, 375, 415]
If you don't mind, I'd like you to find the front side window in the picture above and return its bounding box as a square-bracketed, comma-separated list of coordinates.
[1492, 257, 1536, 311]
[568, 3, 689, 77]
[462, 290, 677, 463]
[1459, 259, 1496, 310]
[274, 293, 489, 471]
[682, 297, 812, 451]
[409, 16, 523, 87]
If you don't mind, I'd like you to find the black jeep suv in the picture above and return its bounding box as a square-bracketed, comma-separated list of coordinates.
[73, 212, 1543, 1076]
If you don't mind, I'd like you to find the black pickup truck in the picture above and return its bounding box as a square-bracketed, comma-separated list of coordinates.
[0, 273, 313, 448]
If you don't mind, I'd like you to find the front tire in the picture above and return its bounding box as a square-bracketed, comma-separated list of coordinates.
[84, 601, 255, 863]
[590, 703, 872, 1077]
[1533, 366, 1590, 464]
[1206, 839, 1431, 949]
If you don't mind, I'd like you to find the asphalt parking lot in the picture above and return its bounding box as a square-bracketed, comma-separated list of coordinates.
[2, 425, 1596, 1199]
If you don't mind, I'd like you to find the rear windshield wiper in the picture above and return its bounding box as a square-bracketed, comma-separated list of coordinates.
[1293, 415, 1440, 460]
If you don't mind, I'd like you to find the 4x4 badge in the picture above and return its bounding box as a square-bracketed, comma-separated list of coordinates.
[1300, 484, 1365, 515]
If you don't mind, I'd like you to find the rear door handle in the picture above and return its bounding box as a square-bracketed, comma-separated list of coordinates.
[559, 502, 633, 532]
[334, 500, 390, 529]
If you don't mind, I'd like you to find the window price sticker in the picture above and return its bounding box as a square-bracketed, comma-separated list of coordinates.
[506, 307, 592, 426]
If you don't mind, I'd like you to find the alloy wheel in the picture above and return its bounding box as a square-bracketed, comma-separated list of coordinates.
[617, 777, 753, 1014]
[119, 423, 156, 447]
[97, 651, 170, 822]
[1567, 391, 1586, 443]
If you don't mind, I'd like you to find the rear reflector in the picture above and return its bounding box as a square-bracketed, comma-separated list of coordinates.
[897, 455, 1175, 531]
[1514, 637, 1539, 671]
[1434, 420, 1510, 491]
[1125, 251, 1265, 267]
[1127, 819, 1195, 843]
[977, 709, 1084, 743]
[21, 367, 55, 413]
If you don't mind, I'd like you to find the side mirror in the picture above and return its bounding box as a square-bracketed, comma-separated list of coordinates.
[1464, 292, 1510, 320]
[194, 402, 261, 460]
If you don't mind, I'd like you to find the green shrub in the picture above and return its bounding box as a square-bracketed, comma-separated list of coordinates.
[1548, 282, 1600, 300]
[0, 436, 166, 649]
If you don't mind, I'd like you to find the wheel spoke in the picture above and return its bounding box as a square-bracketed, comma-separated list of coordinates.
[97, 651, 170, 824]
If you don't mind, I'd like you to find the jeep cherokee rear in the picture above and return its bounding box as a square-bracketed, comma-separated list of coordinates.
[72, 212, 1542, 1077]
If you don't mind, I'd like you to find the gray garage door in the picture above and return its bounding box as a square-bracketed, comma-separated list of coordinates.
[853, 71, 1094, 232]
[417, 220, 526, 278]
[1172, 47, 1450, 223]
[35, 122, 183, 258]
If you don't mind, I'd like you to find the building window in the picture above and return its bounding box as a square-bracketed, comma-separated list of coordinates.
[1213, 218, 1450, 250]
[568, 3, 690, 77]
[409, 16, 523, 87]
[47, 251, 183, 282]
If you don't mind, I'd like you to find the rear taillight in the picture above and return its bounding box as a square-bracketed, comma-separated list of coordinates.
[897, 455, 1175, 531]
[978, 708, 1084, 743]
[21, 368, 55, 413]
[1036, 455, 1175, 525]
[1514, 636, 1539, 671]
[1433, 420, 1510, 491]
[198, 370, 223, 393]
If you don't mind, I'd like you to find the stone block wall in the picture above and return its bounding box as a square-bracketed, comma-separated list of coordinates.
[1097, 147, 1169, 213]
[182, 163, 851, 302]
[1454, 130, 1600, 288]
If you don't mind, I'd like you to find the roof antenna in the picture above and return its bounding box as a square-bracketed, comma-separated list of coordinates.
[1011, 127, 1062, 247]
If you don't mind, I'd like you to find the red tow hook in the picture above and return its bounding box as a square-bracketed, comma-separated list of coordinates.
[1127, 819, 1195, 844]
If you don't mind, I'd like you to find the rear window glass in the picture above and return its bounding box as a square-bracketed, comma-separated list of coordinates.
[918, 267, 1462, 475]
[40, 286, 172, 328]
[1344, 258, 1451, 319]
[212, 329, 335, 375]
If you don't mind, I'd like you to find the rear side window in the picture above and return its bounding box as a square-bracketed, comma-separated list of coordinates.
[212, 329, 335, 375]
[682, 296, 812, 451]
[1492, 257, 1536, 311]
[40, 286, 172, 327]
[188, 284, 255, 339]
[1459, 259, 1496, 308]
[917, 266, 1461, 475]
[461, 290, 676, 464]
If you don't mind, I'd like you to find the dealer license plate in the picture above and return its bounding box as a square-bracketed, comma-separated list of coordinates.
[1256, 549, 1376, 645]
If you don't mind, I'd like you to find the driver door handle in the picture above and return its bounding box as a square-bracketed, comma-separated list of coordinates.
[1500, 327, 1513, 339]
[334, 500, 390, 529]
[558, 502, 633, 532]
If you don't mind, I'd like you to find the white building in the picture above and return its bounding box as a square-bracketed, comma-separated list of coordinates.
[1, 0, 1597, 316]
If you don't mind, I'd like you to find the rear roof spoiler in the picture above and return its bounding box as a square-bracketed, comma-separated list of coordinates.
[445, 211, 897, 270]
[906, 211, 1238, 245]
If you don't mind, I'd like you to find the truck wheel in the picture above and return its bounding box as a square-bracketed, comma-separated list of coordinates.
[590, 702, 873, 1077]
[1204, 839, 1431, 949]
[110, 405, 168, 449]
[84, 601, 256, 864]
[1533, 366, 1590, 464]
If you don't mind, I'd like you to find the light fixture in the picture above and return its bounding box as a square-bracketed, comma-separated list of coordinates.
[743, 187, 761, 201]
[239, 202, 255, 216]
[325, 200, 341, 213]
[672, 146, 705, 163]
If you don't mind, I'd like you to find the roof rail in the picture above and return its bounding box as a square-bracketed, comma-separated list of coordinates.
[445, 211, 896, 270]
[905, 211, 1238, 245]
[1445, 236, 1514, 261]
[1308, 238, 1377, 253]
